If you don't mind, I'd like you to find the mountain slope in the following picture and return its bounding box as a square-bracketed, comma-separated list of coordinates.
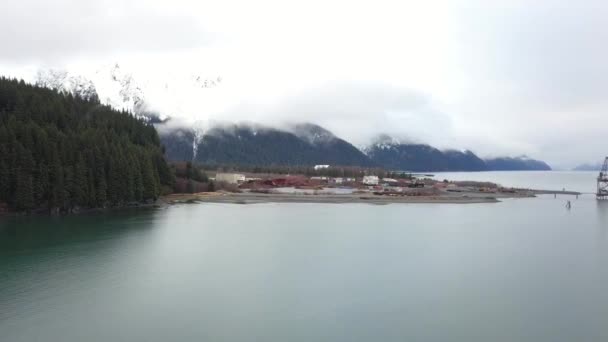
[573, 162, 602, 171]
[35, 69, 99, 101]
[159, 122, 374, 167]
[364, 135, 487, 171]
[32, 66, 553, 172]
[34, 64, 222, 123]
[35, 65, 145, 115]
[290, 123, 374, 166]
[484, 157, 551, 171]
[160, 127, 552, 171]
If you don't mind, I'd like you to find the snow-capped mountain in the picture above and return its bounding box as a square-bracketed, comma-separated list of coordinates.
[363, 134, 551, 171]
[290, 123, 337, 145]
[194, 76, 222, 89]
[103, 64, 146, 114]
[573, 162, 602, 171]
[364, 134, 488, 171]
[362, 134, 404, 153]
[35, 64, 148, 117]
[158, 121, 374, 167]
[35, 69, 98, 101]
[34, 64, 223, 121]
[484, 156, 551, 171]
[32, 67, 551, 171]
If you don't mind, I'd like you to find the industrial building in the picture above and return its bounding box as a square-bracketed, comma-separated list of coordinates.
[362, 175, 379, 185]
[215, 173, 246, 184]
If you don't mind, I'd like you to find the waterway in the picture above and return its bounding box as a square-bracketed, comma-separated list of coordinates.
[1, 172, 607, 341]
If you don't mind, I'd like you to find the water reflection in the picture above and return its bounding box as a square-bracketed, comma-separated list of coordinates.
[596, 199, 608, 220]
[0, 208, 161, 323]
[595, 200, 608, 245]
[3, 200, 608, 341]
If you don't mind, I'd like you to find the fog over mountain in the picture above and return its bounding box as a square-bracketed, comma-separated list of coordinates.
[573, 162, 604, 171]
[2, 0, 608, 169]
[24, 67, 549, 170]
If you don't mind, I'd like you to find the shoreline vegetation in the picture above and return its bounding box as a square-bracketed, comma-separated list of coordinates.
[0, 186, 582, 217]
[0, 182, 584, 217]
[164, 192, 502, 205]
[0, 78, 581, 216]
[0, 78, 173, 216]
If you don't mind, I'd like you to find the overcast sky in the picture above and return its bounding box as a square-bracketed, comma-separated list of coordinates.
[1, 0, 607, 168]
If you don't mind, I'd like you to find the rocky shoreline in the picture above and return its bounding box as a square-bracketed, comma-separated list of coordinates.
[1, 188, 583, 216]
[163, 187, 585, 206]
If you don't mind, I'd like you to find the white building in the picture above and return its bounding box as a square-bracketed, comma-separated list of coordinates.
[314, 164, 330, 170]
[382, 178, 399, 184]
[331, 177, 343, 184]
[215, 173, 246, 184]
[362, 175, 379, 185]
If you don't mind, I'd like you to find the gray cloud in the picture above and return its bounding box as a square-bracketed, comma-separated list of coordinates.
[457, 0, 608, 109]
[267, 82, 454, 148]
[442, 0, 608, 166]
[0, 0, 208, 64]
[208, 81, 454, 149]
[3, 0, 608, 168]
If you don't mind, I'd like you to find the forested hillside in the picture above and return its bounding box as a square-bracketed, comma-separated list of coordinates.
[159, 123, 374, 167]
[364, 138, 488, 172]
[158, 123, 552, 172]
[0, 77, 172, 213]
[484, 157, 551, 171]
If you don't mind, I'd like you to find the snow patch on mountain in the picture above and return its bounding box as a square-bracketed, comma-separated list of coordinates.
[35, 69, 98, 101]
[101, 64, 146, 114]
[290, 123, 337, 145]
[34, 64, 223, 123]
[360, 134, 404, 155]
[35, 65, 148, 118]
[194, 76, 222, 89]
[191, 121, 209, 161]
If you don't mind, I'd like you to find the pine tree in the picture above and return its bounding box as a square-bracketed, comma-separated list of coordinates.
[73, 156, 88, 206]
[13, 146, 36, 210]
[187, 179, 195, 194]
[36, 162, 49, 205]
[96, 174, 107, 207]
[15, 173, 35, 211]
[0, 77, 173, 212]
[0, 156, 10, 201]
[133, 156, 144, 201]
[141, 155, 157, 200]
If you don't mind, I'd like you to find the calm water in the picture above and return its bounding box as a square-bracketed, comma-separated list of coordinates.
[433, 171, 598, 193]
[2, 172, 608, 341]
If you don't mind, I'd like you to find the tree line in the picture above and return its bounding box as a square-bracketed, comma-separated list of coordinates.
[203, 164, 414, 179]
[171, 161, 215, 193]
[0, 77, 173, 213]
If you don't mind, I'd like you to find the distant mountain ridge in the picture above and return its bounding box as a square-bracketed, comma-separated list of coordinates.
[158, 124, 552, 171]
[572, 162, 605, 171]
[484, 156, 551, 171]
[159, 122, 374, 167]
[363, 135, 487, 171]
[30, 70, 552, 171]
[33, 65, 221, 122]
